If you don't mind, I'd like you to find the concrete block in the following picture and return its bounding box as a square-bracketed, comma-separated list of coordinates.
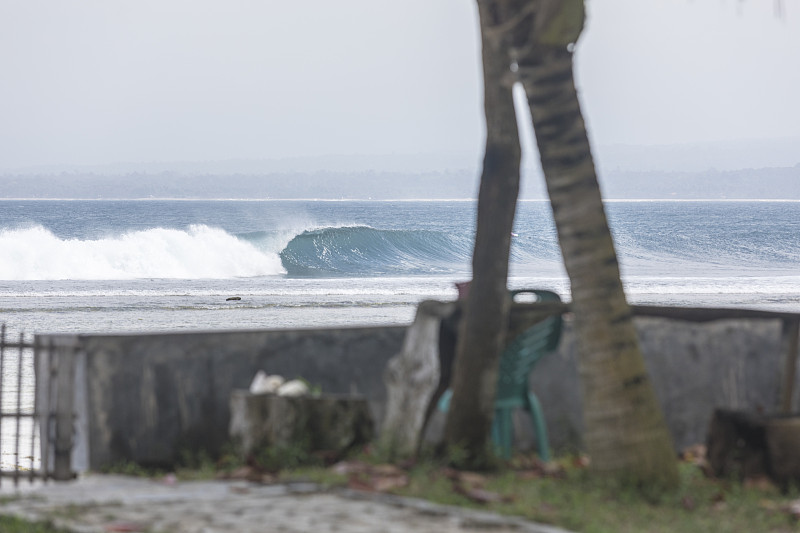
[229, 390, 373, 457]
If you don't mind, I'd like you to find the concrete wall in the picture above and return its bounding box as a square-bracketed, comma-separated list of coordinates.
[528, 317, 788, 453]
[41, 316, 793, 470]
[71, 326, 405, 469]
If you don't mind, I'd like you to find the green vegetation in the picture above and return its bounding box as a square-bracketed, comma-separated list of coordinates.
[392, 461, 798, 533]
[267, 452, 800, 533]
[0, 516, 74, 533]
[99, 459, 164, 478]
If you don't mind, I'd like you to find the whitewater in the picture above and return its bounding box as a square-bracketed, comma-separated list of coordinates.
[0, 199, 798, 337]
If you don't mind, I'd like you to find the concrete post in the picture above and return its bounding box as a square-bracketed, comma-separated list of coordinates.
[780, 319, 800, 413]
[37, 336, 80, 481]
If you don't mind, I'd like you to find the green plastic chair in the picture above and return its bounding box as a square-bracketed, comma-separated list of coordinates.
[439, 289, 563, 461]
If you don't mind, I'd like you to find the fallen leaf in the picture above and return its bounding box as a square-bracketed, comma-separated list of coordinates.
[371, 464, 405, 477]
[398, 457, 417, 470]
[786, 500, 800, 520]
[454, 485, 514, 504]
[313, 449, 343, 465]
[573, 455, 591, 468]
[439, 467, 460, 480]
[347, 474, 375, 492]
[105, 522, 145, 532]
[457, 471, 488, 488]
[712, 501, 728, 512]
[681, 496, 696, 511]
[744, 475, 778, 492]
[542, 462, 566, 478]
[372, 473, 409, 492]
[680, 444, 707, 463]
[332, 460, 370, 475]
[517, 469, 543, 481]
[759, 499, 780, 512]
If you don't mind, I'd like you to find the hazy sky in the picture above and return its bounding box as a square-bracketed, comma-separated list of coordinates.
[1, 0, 798, 170]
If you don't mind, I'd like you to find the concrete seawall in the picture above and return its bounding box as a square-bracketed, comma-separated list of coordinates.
[39, 315, 794, 470]
[531, 317, 787, 453]
[62, 326, 406, 470]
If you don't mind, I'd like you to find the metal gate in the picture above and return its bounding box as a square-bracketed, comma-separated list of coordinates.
[0, 324, 76, 487]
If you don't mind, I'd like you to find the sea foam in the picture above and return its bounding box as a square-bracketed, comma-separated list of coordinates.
[0, 225, 285, 280]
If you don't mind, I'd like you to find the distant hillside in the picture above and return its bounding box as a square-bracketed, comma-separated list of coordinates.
[598, 166, 800, 200]
[0, 165, 798, 200]
[595, 137, 800, 173]
[0, 171, 480, 200]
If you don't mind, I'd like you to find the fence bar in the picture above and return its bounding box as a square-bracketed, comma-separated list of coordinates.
[14, 332, 24, 486]
[41, 337, 53, 481]
[30, 336, 41, 484]
[780, 319, 800, 413]
[0, 324, 4, 489]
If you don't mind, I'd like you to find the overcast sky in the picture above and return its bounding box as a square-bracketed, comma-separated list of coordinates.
[1, 0, 798, 171]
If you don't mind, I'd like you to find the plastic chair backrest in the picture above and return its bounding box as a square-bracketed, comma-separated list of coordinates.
[495, 290, 563, 404]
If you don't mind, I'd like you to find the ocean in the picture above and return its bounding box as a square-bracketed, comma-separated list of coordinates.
[1, 199, 799, 338]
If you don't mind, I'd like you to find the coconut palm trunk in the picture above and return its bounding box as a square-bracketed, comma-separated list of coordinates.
[511, 1, 679, 488]
[442, 0, 522, 469]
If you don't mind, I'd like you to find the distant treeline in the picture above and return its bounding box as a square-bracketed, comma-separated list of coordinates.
[0, 171, 483, 199]
[599, 166, 800, 200]
[1, 165, 798, 200]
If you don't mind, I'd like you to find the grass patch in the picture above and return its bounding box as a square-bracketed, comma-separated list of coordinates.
[268, 449, 800, 533]
[0, 515, 75, 533]
[100, 459, 165, 478]
[390, 460, 800, 533]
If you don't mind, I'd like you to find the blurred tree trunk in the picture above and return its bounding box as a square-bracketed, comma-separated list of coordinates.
[442, 0, 521, 469]
[510, 0, 679, 489]
[446, 0, 679, 488]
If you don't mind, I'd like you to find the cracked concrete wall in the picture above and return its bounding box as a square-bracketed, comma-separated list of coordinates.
[42, 317, 792, 470]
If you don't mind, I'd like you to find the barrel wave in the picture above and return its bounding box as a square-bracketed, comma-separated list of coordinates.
[279, 226, 473, 277]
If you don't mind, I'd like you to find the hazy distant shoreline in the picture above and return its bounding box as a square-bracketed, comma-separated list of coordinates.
[1, 164, 798, 200]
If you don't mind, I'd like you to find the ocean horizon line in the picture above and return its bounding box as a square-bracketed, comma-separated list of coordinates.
[0, 197, 798, 203]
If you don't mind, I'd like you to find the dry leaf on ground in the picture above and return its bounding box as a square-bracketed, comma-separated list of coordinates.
[105, 522, 145, 532]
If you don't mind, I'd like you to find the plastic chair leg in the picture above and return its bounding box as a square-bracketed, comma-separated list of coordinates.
[491, 407, 514, 459]
[525, 392, 550, 462]
[437, 389, 453, 412]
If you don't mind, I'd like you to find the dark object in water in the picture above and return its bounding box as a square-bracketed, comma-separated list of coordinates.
[226, 296, 242, 301]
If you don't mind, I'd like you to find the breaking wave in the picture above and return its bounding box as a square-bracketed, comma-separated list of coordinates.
[0, 225, 285, 280]
[0, 224, 480, 280]
[278, 225, 474, 276]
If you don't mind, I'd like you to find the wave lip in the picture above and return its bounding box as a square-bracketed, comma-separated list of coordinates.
[0, 225, 285, 280]
[279, 225, 471, 277]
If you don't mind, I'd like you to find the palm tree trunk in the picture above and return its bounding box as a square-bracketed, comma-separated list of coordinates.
[442, 0, 521, 469]
[515, 35, 679, 488]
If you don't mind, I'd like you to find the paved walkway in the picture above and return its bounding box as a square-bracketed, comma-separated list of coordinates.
[0, 474, 572, 533]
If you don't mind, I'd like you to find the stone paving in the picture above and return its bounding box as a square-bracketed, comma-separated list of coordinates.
[0, 474, 573, 533]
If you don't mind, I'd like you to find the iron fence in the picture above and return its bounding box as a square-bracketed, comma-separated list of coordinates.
[0, 323, 47, 487]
